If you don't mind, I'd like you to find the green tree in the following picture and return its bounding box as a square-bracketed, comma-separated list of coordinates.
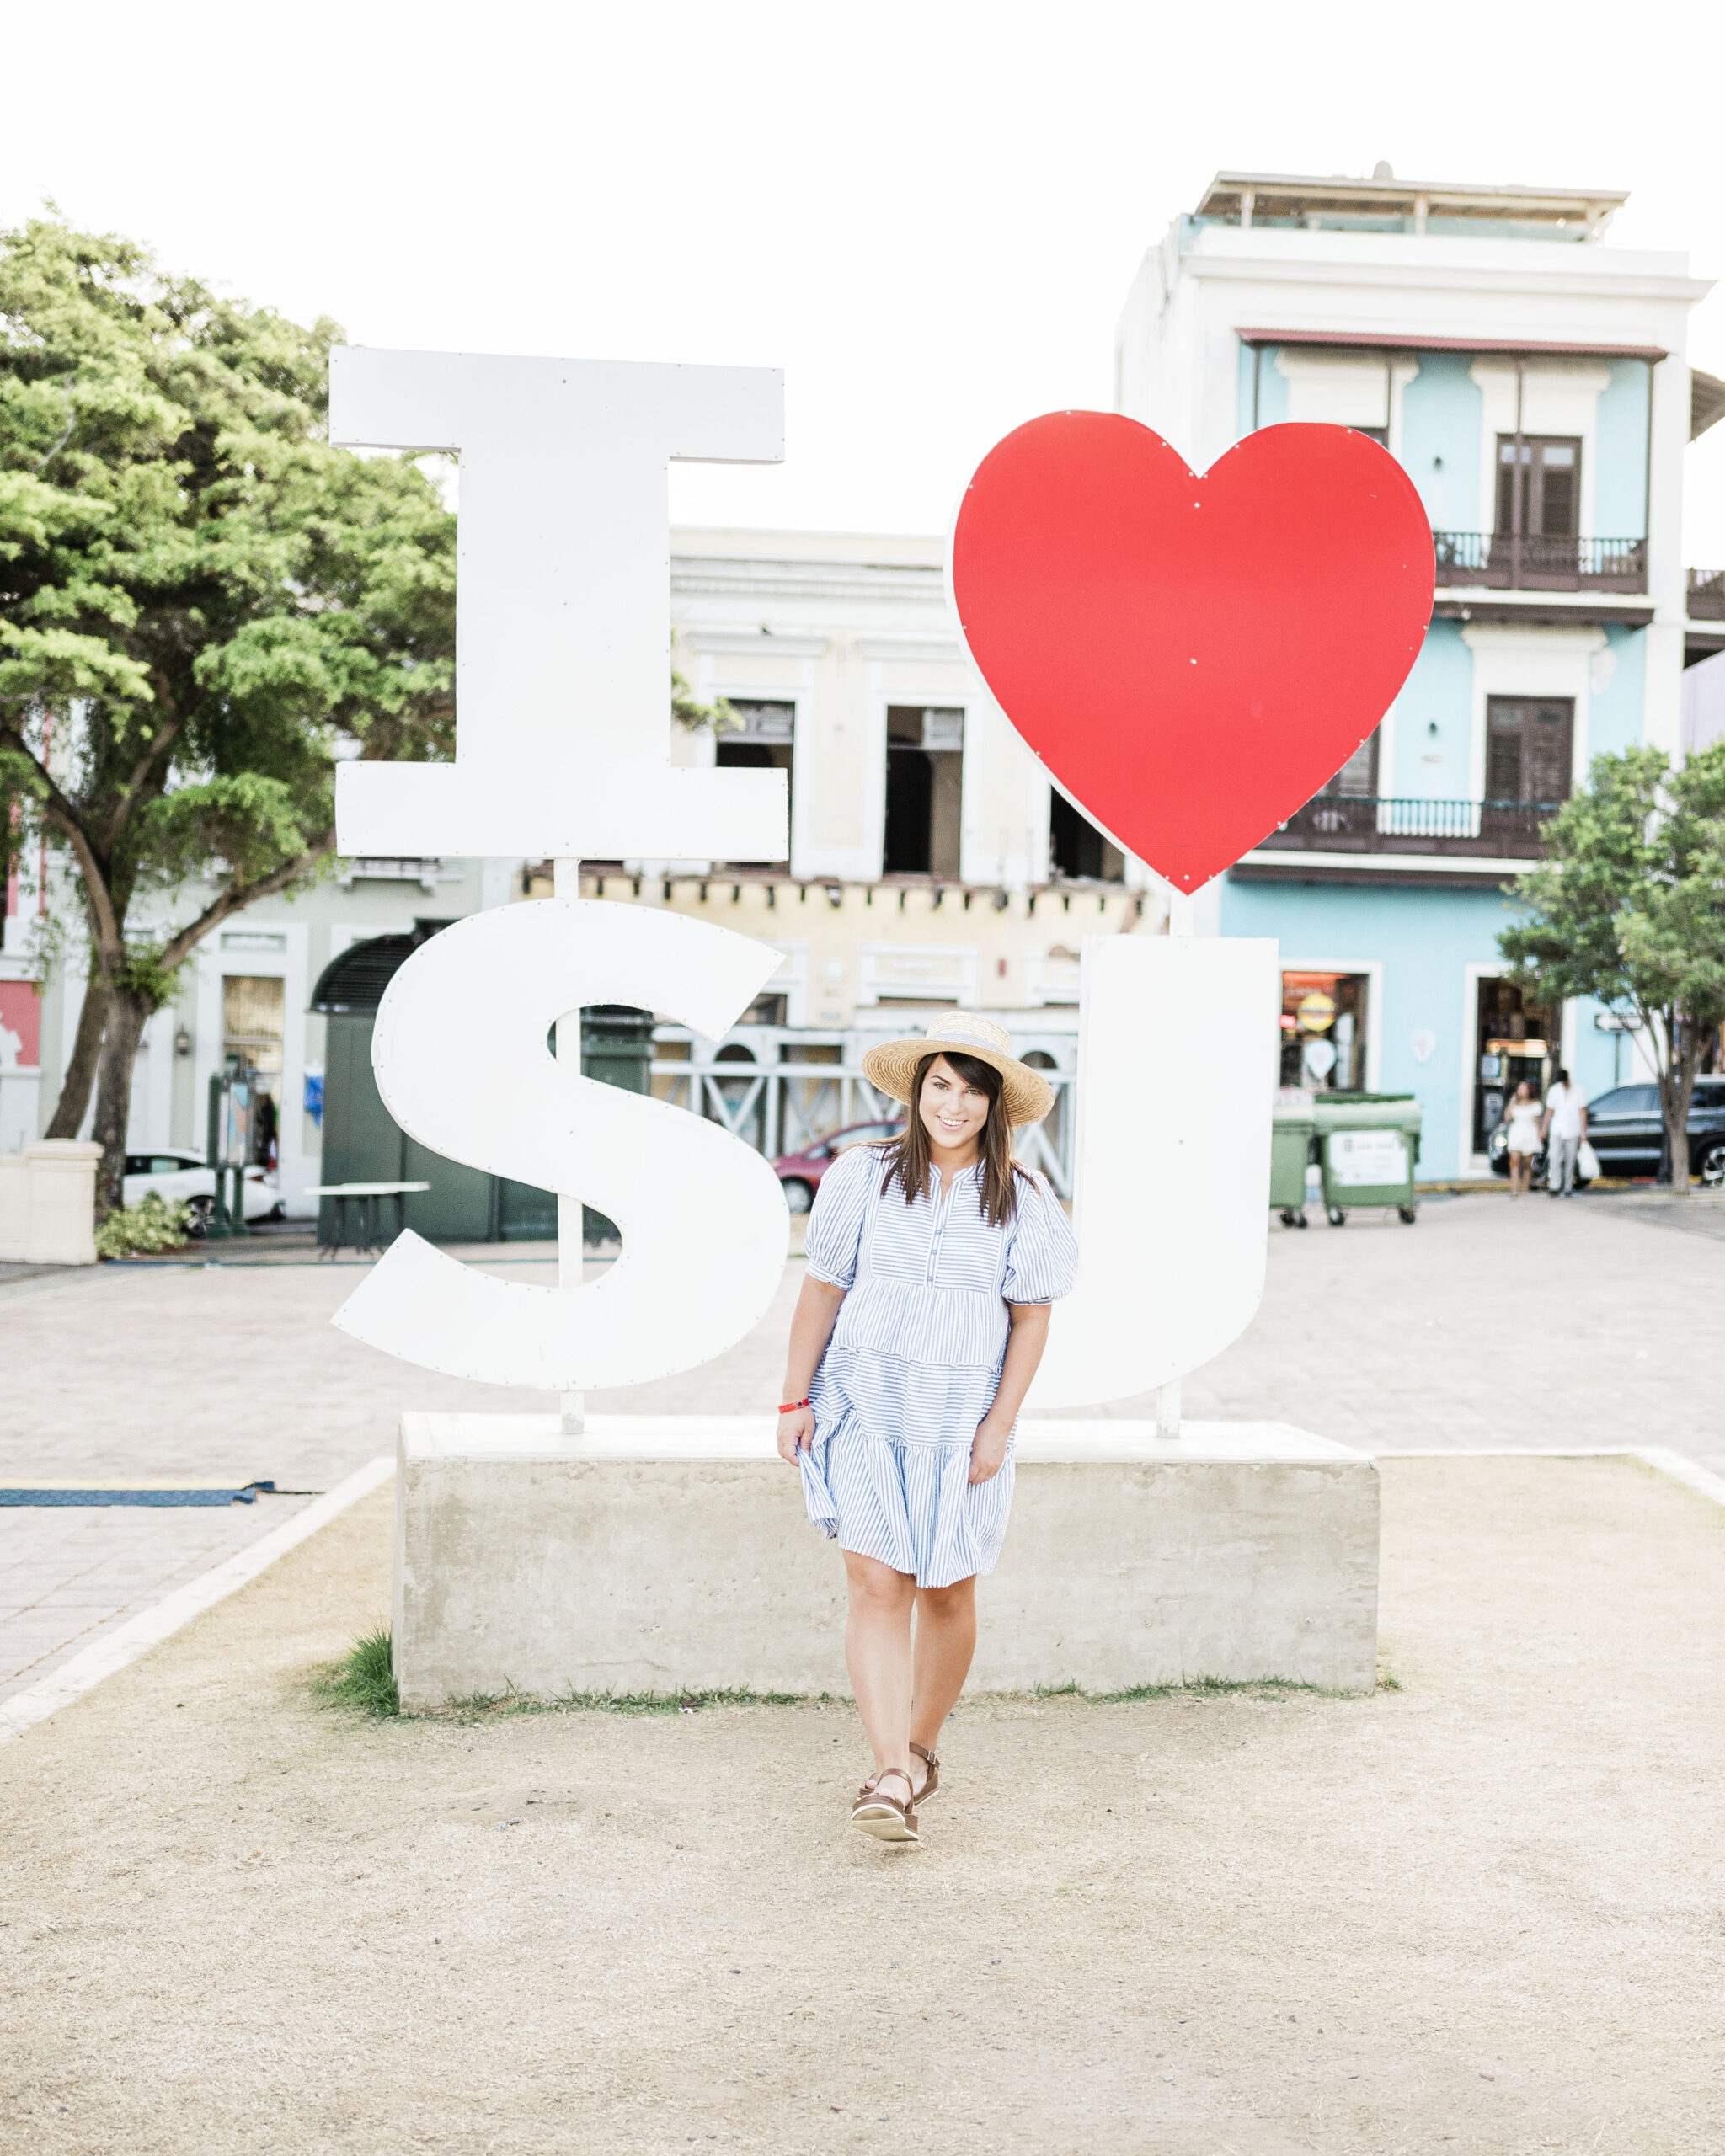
[1499, 742, 1725, 1194]
[670, 664, 739, 734]
[0, 215, 455, 1209]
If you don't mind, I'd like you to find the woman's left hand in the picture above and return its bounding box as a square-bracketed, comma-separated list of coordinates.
[969, 1415, 1011, 1486]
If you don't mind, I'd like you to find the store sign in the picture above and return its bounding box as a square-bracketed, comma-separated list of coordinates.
[1329, 1129, 1406, 1187]
[1297, 990, 1337, 1033]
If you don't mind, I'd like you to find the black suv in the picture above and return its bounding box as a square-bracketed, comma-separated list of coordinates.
[1489, 1077, 1725, 1186]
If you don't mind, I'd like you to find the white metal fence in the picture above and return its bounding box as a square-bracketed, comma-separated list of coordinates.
[649, 1059, 1076, 1198]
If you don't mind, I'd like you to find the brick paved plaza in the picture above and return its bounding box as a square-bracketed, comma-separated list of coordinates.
[5, 1187, 1723, 1709]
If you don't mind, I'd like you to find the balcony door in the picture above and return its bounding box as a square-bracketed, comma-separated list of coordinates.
[884, 706, 964, 878]
[1495, 436, 1580, 541]
[1486, 697, 1573, 807]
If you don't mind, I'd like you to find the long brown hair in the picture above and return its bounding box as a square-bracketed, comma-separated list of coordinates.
[877, 1051, 1026, 1226]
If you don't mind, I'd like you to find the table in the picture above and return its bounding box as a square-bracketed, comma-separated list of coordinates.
[308, 1182, 430, 1258]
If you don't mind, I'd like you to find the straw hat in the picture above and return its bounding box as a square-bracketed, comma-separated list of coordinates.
[862, 1014, 1056, 1129]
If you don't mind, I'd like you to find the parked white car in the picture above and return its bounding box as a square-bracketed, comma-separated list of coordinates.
[121, 1150, 282, 1231]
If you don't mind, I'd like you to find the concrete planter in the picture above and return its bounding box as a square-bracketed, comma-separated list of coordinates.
[0, 1141, 103, 1267]
[393, 1416, 1379, 1709]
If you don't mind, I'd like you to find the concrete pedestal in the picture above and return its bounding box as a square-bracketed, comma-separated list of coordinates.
[393, 1416, 1379, 1708]
[0, 1141, 102, 1265]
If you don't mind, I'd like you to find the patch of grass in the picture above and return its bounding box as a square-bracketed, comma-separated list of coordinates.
[1032, 1675, 1354, 1705]
[308, 1633, 1397, 1727]
[309, 1625, 399, 1718]
[426, 1683, 826, 1725]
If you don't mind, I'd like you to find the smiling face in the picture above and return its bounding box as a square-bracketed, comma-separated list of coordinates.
[916, 1054, 993, 1157]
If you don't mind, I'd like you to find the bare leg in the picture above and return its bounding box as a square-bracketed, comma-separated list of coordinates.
[843, 1551, 916, 1794]
[909, 1576, 978, 1794]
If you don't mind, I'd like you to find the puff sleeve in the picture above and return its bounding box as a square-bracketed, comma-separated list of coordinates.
[803, 1142, 879, 1291]
[1000, 1171, 1078, 1305]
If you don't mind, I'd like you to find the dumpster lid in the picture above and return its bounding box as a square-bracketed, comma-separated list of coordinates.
[1315, 1094, 1423, 1132]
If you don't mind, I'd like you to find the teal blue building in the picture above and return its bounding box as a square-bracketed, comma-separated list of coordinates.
[1118, 168, 1725, 1177]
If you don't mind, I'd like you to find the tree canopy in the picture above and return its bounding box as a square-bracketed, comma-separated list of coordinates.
[1499, 742, 1725, 1191]
[0, 212, 456, 1205]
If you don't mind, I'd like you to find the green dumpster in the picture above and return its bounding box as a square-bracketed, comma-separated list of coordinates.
[1313, 1093, 1423, 1225]
[1270, 1095, 1316, 1227]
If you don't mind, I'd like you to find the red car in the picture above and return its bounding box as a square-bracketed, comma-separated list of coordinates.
[773, 1118, 905, 1214]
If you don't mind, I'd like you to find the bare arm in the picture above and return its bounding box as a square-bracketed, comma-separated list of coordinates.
[776, 1274, 846, 1464]
[969, 1301, 1053, 1486]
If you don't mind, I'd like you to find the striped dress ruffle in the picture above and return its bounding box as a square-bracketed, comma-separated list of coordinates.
[797, 1142, 1077, 1588]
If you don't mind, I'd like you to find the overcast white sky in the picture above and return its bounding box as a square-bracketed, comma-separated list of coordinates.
[6, 0, 1725, 559]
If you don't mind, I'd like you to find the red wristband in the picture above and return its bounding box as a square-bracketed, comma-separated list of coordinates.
[778, 1398, 810, 1414]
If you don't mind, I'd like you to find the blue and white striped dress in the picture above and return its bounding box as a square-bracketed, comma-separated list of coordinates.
[798, 1142, 1078, 1588]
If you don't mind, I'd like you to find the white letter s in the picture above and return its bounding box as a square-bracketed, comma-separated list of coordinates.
[332, 900, 788, 1390]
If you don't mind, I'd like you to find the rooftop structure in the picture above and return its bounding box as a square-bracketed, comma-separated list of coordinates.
[1193, 167, 1626, 242]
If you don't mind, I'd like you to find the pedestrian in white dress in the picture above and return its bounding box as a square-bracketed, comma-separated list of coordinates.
[1503, 1081, 1542, 1196]
[775, 1016, 1076, 1847]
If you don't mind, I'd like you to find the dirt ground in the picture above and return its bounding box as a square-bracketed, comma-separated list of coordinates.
[3, 1453, 1722, 2156]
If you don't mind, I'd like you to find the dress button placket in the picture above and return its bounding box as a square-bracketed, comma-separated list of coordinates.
[927, 1172, 957, 1282]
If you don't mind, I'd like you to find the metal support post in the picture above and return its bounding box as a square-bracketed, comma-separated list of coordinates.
[554, 857, 585, 1438]
[1156, 878, 1195, 1435]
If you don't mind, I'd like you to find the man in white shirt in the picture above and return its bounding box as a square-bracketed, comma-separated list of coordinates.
[1541, 1068, 1588, 1197]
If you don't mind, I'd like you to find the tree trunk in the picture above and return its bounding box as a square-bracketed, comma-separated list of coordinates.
[88, 986, 152, 1215]
[1658, 1017, 1705, 1197]
[43, 966, 108, 1139]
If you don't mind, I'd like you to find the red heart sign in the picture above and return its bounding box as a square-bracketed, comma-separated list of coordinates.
[949, 413, 1434, 890]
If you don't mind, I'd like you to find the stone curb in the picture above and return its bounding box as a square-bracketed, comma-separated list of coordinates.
[0, 1455, 394, 1748]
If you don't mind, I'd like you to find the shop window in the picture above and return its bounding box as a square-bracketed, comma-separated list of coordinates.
[884, 706, 964, 877]
[1473, 978, 1558, 1155]
[1486, 697, 1573, 804]
[222, 974, 284, 1168]
[1280, 971, 1369, 1091]
[718, 701, 794, 867]
[1049, 789, 1124, 881]
[1495, 435, 1580, 538]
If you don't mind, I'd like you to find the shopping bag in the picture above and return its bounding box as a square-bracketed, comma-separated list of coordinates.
[1578, 1139, 1601, 1182]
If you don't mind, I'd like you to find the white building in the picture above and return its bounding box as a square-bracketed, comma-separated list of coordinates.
[9, 531, 1151, 1218]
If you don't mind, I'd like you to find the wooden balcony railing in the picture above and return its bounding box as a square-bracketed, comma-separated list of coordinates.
[1431, 531, 1647, 594]
[1690, 568, 1725, 620]
[1268, 797, 1559, 857]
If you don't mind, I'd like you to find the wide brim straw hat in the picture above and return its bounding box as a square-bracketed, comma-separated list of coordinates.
[862, 1014, 1056, 1129]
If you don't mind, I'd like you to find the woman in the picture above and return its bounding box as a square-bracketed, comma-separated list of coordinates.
[1503, 1079, 1542, 1197]
[776, 1017, 1076, 1847]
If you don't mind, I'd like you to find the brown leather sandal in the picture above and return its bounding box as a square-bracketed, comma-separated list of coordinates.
[910, 1742, 940, 1805]
[852, 1767, 920, 1844]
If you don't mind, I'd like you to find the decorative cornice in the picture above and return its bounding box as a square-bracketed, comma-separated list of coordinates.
[680, 627, 831, 658]
[852, 633, 965, 664]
